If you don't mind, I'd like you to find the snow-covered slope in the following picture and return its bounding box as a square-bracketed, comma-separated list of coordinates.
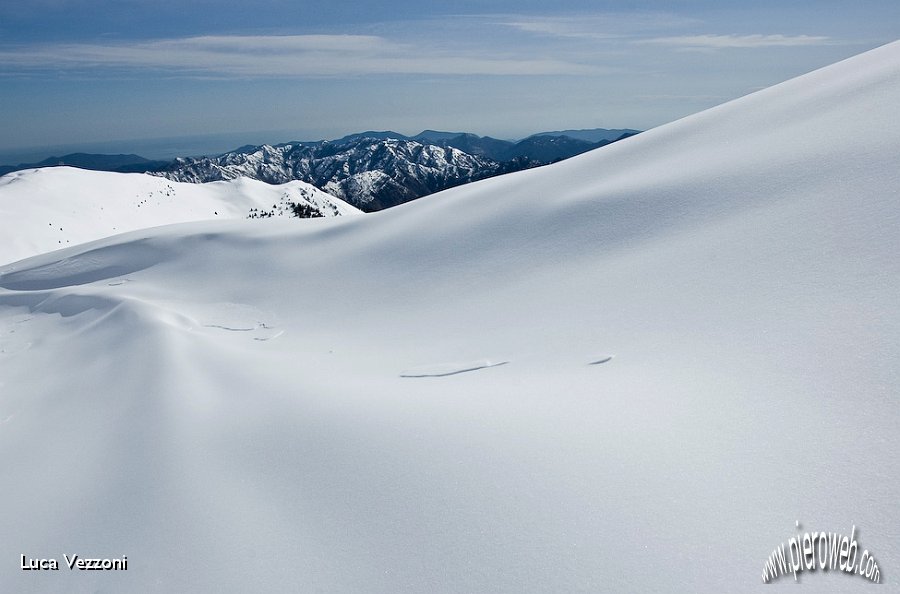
[0, 168, 360, 265]
[2, 42, 900, 593]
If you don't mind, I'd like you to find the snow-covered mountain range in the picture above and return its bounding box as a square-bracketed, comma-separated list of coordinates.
[0, 168, 359, 265]
[155, 129, 637, 211]
[155, 137, 502, 211]
[2, 129, 638, 212]
[1, 42, 899, 592]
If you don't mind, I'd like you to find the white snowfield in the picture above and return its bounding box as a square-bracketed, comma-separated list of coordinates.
[0, 168, 360, 265]
[2, 41, 899, 593]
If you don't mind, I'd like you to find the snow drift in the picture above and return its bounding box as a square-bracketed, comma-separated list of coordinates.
[1, 42, 900, 592]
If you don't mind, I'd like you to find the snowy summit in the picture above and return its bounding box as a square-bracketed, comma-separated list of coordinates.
[0, 168, 359, 266]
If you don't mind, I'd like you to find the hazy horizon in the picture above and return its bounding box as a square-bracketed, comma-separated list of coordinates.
[2, 1, 898, 161]
[0, 125, 639, 166]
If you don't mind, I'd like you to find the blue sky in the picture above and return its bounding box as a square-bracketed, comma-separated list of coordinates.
[1, 1, 897, 161]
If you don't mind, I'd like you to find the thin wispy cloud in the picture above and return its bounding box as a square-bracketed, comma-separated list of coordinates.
[638, 34, 835, 49]
[499, 17, 621, 39]
[0, 34, 602, 77]
[496, 13, 702, 39]
[636, 93, 731, 101]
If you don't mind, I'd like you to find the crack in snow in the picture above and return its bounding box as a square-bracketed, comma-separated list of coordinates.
[400, 360, 509, 378]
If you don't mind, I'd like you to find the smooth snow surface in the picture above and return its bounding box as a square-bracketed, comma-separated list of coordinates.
[0, 168, 360, 265]
[2, 42, 900, 592]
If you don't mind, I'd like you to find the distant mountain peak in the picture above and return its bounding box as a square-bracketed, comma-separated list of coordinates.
[412, 130, 468, 142]
[530, 128, 641, 143]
